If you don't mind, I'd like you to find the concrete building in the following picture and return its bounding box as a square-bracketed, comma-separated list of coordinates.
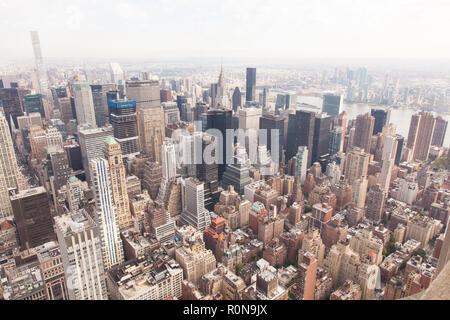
[107, 256, 183, 300]
[54, 210, 108, 300]
[103, 137, 132, 230]
[11, 186, 56, 250]
[90, 158, 124, 270]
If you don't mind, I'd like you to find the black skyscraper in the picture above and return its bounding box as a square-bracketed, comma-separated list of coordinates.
[312, 113, 333, 170]
[371, 108, 391, 135]
[286, 110, 316, 167]
[206, 109, 233, 180]
[259, 113, 285, 162]
[232, 87, 241, 112]
[246, 68, 256, 102]
[11, 187, 57, 250]
[394, 135, 404, 166]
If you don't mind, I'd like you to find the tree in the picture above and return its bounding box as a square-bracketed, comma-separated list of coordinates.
[414, 248, 427, 259]
[304, 205, 312, 213]
[235, 263, 244, 275]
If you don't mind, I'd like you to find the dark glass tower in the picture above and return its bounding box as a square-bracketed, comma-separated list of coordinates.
[394, 135, 404, 166]
[246, 68, 256, 102]
[312, 113, 332, 171]
[259, 113, 284, 162]
[286, 110, 316, 167]
[206, 109, 233, 180]
[371, 108, 391, 135]
[108, 99, 140, 157]
[232, 87, 241, 112]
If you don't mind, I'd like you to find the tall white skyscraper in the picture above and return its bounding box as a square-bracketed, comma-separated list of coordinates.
[73, 82, 97, 127]
[90, 158, 124, 270]
[109, 62, 125, 85]
[0, 111, 25, 199]
[161, 139, 177, 181]
[30, 31, 50, 97]
[179, 178, 211, 231]
[55, 209, 108, 300]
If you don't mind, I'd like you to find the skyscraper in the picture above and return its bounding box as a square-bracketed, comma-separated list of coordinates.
[78, 124, 113, 183]
[312, 113, 332, 169]
[431, 116, 447, 147]
[294, 146, 308, 184]
[73, 82, 97, 127]
[23, 94, 45, 118]
[353, 113, 374, 153]
[322, 94, 342, 118]
[232, 87, 242, 112]
[286, 110, 315, 167]
[91, 84, 114, 127]
[180, 178, 211, 231]
[344, 147, 370, 185]
[394, 135, 404, 166]
[407, 111, 436, 161]
[246, 68, 256, 102]
[206, 108, 233, 180]
[30, 31, 50, 99]
[126, 80, 160, 109]
[0, 87, 30, 130]
[138, 106, 165, 162]
[262, 88, 270, 113]
[371, 109, 391, 135]
[11, 186, 56, 250]
[90, 158, 124, 270]
[329, 126, 343, 157]
[0, 111, 25, 192]
[108, 99, 140, 158]
[55, 210, 108, 300]
[161, 139, 177, 181]
[365, 184, 386, 223]
[103, 137, 132, 230]
[259, 113, 284, 163]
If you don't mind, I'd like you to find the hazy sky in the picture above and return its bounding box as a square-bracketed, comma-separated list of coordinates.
[1, 0, 449, 61]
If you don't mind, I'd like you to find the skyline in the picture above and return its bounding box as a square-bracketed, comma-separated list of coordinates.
[1, 0, 450, 62]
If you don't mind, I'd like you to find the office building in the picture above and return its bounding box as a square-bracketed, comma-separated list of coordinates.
[322, 94, 342, 118]
[407, 111, 436, 162]
[23, 94, 45, 118]
[232, 87, 241, 112]
[353, 113, 374, 153]
[73, 82, 96, 127]
[0, 110, 25, 191]
[206, 108, 233, 180]
[180, 178, 211, 231]
[108, 99, 140, 157]
[91, 84, 114, 127]
[175, 226, 216, 284]
[30, 31, 50, 99]
[11, 187, 56, 250]
[0, 87, 30, 130]
[246, 68, 256, 102]
[286, 110, 316, 167]
[78, 124, 113, 183]
[259, 113, 284, 162]
[431, 116, 447, 147]
[343, 147, 370, 184]
[371, 108, 391, 135]
[365, 184, 386, 223]
[138, 106, 164, 162]
[125, 80, 160, 109]
[312, 113, 332, 168]
[55, 210, 108, 300]
[103, 137, 132, 230]
[90, 158, 125, 270]
[107, 256, 183, 300]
